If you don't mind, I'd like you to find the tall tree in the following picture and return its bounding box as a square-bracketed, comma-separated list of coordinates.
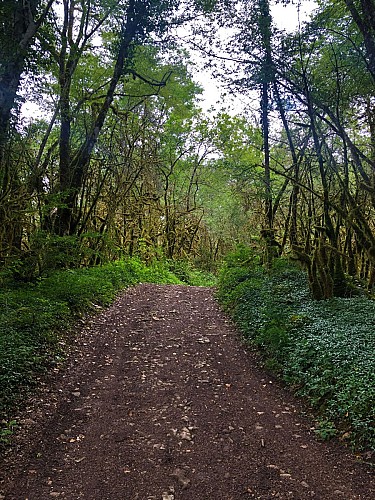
[0, 0, 53, 167]
[342, 0, 375, 81]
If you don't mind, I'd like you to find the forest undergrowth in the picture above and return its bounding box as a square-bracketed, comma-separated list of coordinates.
[0, 258, 215, 444]
[216, 248, 375, 454]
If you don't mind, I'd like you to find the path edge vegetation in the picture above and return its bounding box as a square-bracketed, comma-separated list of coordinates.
[216, 247, 375, 455]
[0, 257, 215, 446]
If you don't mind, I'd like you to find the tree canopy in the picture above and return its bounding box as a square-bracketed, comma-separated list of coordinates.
[1, 0, 375, 298]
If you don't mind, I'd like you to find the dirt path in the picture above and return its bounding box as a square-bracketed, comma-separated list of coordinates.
[0, 284, 373, 499]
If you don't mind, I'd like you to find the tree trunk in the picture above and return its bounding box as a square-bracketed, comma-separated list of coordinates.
[343, 0, 375, 81]
[54, 0, 145, 236]
[259, 0, 273, 232]
[0, 0, 53, 168]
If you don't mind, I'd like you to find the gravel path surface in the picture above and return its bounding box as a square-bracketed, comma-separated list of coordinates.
[0, 284, 373, 499]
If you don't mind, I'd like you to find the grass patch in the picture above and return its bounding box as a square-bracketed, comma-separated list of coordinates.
[217, 248, 375, 452]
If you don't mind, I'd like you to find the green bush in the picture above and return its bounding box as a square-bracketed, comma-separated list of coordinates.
[217, 250, 375, 451]
[166, 259, 217, 287]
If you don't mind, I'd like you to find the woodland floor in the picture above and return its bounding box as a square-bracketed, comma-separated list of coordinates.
[0, 284, 374, 500]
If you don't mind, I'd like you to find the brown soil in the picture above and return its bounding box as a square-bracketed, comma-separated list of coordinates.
[0, 284, 373, 499]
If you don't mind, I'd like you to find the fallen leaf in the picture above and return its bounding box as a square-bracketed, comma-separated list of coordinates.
[197, 337, 210, 344]
[340, 432, 351, 440]
[179, 427, 192, 441]
[162, 487, 175, 500]
[171, 468, 191, 489]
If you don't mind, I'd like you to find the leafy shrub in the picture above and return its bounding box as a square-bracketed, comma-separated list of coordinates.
[0, 420, 18, 445]
[166, 259, 191, 283]
[166, 259, 217, 286]
[187, 269, 217, 287]
[217, 250, 375, 451]
[141, 260, 182, 284]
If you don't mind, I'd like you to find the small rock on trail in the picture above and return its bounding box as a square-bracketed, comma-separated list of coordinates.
[0, 284, 373, 499]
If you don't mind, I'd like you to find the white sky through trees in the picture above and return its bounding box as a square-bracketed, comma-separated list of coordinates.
[193, 0, 317, 113]
[21, 1, 316, 119]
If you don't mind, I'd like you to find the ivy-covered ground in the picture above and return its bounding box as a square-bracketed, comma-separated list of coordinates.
[0, 257, 215, 436]
[216, 249, 375, 453]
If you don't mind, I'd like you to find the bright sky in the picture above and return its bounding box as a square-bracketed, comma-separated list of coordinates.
[195, 0, 317, 113]
[22, 1, 317, 119]
[272, 0, 317, 32]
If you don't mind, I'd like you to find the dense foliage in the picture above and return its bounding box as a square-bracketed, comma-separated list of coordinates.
[217, 248, 375, 451]
[2, 0, 375, 294]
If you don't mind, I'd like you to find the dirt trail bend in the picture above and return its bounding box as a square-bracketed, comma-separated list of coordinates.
[0, 284, 373, 499]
